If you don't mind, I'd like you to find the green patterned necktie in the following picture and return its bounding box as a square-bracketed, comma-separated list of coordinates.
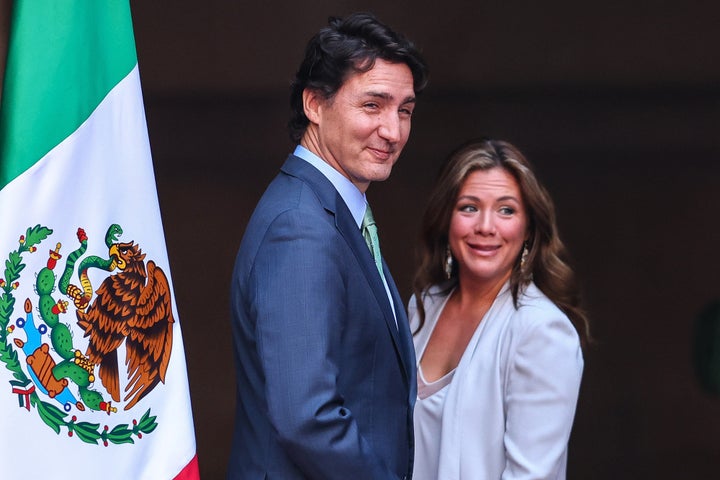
[362, 206, 384, 276]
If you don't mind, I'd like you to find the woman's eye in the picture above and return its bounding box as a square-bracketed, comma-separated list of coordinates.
[499, 206, 515, 215]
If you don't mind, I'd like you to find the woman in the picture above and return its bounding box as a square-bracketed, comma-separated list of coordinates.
[410, 138, 589, 479]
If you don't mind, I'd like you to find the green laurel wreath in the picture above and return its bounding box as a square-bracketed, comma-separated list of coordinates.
[0, 225, 158, 445]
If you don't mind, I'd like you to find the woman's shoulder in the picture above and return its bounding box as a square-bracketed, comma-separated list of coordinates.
[516, 282, 560, 311]
[513, 283, 577, 336]
[509, 283, 584, 372]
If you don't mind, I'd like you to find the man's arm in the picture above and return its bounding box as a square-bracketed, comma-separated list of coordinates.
[250, 207, 397, 479]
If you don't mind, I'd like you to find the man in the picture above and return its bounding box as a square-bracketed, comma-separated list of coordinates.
[227, 12, 428, 480]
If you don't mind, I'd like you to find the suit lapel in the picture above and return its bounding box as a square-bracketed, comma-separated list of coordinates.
[383, 261, 415, 386]
[281, 155, 412, 385]
[336, 207, 402, 335]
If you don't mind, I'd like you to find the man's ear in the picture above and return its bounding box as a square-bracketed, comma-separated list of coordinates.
[302, 88, 322, 124]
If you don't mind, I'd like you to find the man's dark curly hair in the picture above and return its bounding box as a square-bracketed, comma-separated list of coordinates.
[288, 12, 428, 143]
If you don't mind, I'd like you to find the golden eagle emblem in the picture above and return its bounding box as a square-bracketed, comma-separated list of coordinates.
[76, 240, 174, 411]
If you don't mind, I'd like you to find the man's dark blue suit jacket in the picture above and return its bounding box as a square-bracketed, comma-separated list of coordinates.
[227, 154, 416, 479]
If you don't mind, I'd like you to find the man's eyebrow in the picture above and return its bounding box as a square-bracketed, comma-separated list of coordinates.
[364, 91, 417, 104]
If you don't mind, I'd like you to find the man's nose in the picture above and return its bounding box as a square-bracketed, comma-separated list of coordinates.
[377, 111, 402, 143]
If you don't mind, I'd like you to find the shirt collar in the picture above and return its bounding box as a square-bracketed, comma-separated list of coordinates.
[294, 145, 367, 228]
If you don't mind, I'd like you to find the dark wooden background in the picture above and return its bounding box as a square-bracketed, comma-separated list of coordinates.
[2, 1, 720, 478]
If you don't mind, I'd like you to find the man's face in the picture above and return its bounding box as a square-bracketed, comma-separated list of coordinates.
[304, 59, 417, 193]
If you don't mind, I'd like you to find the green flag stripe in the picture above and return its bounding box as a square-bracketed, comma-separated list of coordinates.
[0, 0, 138, 190]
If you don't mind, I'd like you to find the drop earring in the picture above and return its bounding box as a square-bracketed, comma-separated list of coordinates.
[444, 245, 453, 279]
[520, 242, 529, 270]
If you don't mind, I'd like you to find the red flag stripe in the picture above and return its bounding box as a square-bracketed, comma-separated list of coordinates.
[174, 455, 200, 480]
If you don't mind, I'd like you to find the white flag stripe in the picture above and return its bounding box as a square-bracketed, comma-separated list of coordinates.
[0, 66, 196, 480]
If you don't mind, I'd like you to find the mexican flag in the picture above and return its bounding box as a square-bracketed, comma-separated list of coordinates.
[0, 2, 199, 479]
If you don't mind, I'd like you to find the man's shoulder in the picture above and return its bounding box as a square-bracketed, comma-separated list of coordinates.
[244, 159, 343, 235]
[256, 167, 332, 216]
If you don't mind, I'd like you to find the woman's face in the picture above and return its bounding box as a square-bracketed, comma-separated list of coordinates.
[448, 167, 528, 289]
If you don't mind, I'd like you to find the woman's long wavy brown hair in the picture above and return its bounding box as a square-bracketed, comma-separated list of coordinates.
[412, 138, 590, 347]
